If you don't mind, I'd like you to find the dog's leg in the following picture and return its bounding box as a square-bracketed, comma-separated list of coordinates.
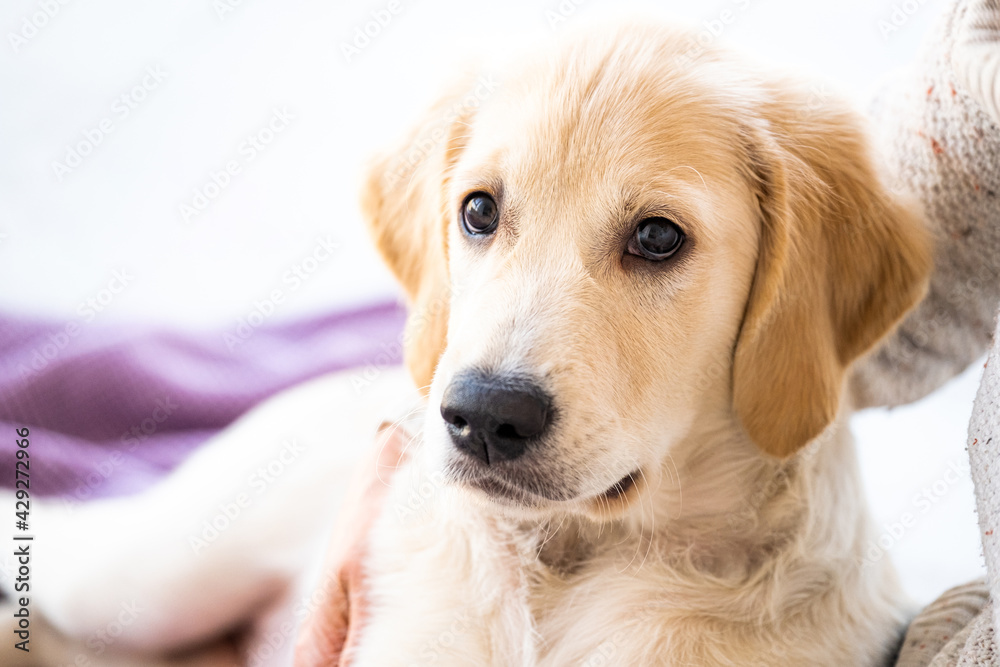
[0, 601, 241, 667]
[350, 468, 539, 667]
[0, 368, 417, 657]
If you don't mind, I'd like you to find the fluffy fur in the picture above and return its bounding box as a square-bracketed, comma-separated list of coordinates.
[1, 21, 931, 667]
[352, 22, 930, 665]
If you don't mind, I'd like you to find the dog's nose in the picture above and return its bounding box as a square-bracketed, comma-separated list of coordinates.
[440, 373, 552, 464]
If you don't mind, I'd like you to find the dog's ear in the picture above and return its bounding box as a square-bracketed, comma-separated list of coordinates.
[360, 79, 479, 393]
[733, 93, 931, 458]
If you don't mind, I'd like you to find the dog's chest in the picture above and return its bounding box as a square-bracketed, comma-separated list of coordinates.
[349, 476, 639, 666]
[347, 465, 902, 667]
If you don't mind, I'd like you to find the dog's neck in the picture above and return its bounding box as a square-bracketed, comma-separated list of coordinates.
[499, 409, 866, 582]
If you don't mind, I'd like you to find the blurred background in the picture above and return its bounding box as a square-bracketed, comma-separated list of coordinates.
[0, 0, 984, 605]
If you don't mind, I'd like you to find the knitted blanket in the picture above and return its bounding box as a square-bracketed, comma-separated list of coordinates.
[851, 0, 1000, 664]
[853, 0, 1000, 409]
[895, 307, 1000, 664]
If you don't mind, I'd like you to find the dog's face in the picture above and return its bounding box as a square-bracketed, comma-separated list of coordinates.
[363, 24, 930, 520]
[428, 68, 763, 514]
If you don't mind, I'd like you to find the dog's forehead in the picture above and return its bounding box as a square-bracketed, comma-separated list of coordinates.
[455, 32, 753, 212]
[453, 55, 753, 243]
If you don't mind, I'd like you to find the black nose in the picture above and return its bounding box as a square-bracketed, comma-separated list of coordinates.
[440, 372, 552, 464]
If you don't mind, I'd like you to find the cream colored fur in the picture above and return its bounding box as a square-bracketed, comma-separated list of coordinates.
[0, 20, 931, 667]
[354, 20, 930, 666]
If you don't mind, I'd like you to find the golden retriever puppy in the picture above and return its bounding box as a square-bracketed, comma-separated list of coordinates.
[1, 20, 930, 667]
[352, 20, 930, 666]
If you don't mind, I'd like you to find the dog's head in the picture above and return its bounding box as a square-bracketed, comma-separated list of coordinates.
[362, 24, 930, 520]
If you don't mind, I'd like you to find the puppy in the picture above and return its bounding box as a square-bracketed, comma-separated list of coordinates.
[1, 20, 930, 667]
[351, 20, 930, 666]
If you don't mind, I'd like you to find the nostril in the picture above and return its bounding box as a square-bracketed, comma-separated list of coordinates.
[441, 405, 468, 429]
[495, 423, 520, 439]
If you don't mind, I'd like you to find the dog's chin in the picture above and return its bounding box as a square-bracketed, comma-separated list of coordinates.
[459, 478, 554, 518]
[447, 467, 562, 518]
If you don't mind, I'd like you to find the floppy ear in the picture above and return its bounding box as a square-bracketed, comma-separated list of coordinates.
[360, 80, 479, 393]
[734, 94, 932, 458]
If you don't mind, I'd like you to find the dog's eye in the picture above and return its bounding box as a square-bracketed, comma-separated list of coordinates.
[629, 217, 684, 260]
[461, 192, 499, 235]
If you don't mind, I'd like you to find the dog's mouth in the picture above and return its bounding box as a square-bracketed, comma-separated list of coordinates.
[601, 471, 638, 501]
[467, 475, 533, 502]
[448, 458, 644, 515]
[454, 467, 570, 506]
[584, 469, 644, 517]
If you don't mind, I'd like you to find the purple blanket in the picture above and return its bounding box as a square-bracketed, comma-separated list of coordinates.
[0, 302, 406, 504]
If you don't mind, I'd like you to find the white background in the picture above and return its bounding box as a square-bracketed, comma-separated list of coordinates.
[1, 0, 985, 605]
